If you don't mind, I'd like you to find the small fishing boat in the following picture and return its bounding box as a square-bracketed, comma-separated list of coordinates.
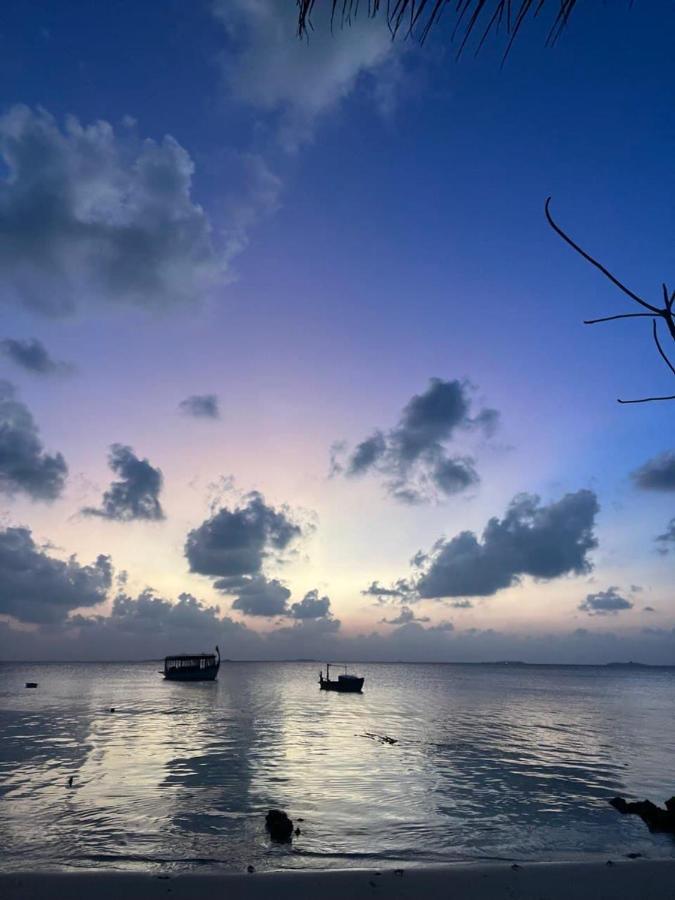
[162, 646, 220, 682]
[319, 663, 364, 693]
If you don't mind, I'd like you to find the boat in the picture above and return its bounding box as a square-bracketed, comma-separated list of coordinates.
[319, 663, 364, 693]
[162, 646, 220, 682]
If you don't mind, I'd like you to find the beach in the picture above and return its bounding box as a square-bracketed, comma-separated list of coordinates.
[4, 860, 675, 900]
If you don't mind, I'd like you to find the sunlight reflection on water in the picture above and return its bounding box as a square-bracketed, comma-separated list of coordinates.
[1, 661, 674, 872]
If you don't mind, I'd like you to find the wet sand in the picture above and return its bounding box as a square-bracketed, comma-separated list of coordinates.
[2, 859, 675, 899]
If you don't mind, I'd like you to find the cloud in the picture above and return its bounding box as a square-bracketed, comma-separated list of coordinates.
[644, 606, 656, 613]
[380, 605, 430, 626]
[578, 587, 633, 616]
[0, 380, 67, 500]
[179, 394, 220, 419]
[82, 444, 164, 521]
[290, 589, 331, 620]
[335, 379, 498, 503]
[656, 518, 675, 554]
[0, 338, 73, 375]
[361, 579, 412, 601]
[214, 1, 399, 149]
[414, 490, 599, 599]
[0, 526, 111, 623]
[0, 105, 228, 315]
[631, 451, 675, 491]
[186, 491, 303, 582]
[449, 599, 473, 609]
[230, 576, 291, 616]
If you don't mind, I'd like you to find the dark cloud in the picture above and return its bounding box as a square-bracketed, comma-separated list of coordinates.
[82, 444, 164, 521]
[656, 518, 675, 553]
[380, 606, 430, 626]
[631, 451, 675, 491]
[185, 491, 303, 582]
[361, 579, 412, 601]
[0, 338, 73, 375]
[0, 106, 231, 315]
[179, 394, 220, 419]
[644, 606, 656, 613]
[230, 576, 291, 616]
[0, 526, 111, 623]
[449, 599, 473, 609]
[414, 490, 599, 599]
[578, 587, 633, 616]
[0, 380, 67, 500]
[290, 589, 331, 619]
[335, 379, 498, 503]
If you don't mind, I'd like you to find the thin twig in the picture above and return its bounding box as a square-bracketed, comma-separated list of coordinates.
[545, 198, 660, 313]
[584, 313, 658, 325]
[618, 394, 675, 404]
[652, 319, 675, 377]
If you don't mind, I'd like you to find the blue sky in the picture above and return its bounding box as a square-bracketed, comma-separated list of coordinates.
[0, 1, 673, 662]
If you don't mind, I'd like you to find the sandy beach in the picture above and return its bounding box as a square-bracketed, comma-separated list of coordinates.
[3, 860, 675, 900]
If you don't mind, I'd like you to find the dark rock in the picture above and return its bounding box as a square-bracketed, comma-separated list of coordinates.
[394, 869, 404, 876]
[606, 860, 614, 867]
[67, 776, 74, 787]
[247, 865, 255, 874]
[25, 682, 38, 688]
[265, 809, 294, 842]
[110, 707, 115, 713]
[625, 853, 642, 859]
[294, 827, 301, 836]
[609, 796, 675, 833]
[511, 864, 521, 870]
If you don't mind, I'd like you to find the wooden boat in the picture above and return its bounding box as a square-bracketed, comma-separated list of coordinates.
[162, 646, 220, 682]
[319, 663, 364, 693]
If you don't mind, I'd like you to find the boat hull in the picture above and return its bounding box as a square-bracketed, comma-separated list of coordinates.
[319, 678, 364, 693]
[164, 667, 219, 682]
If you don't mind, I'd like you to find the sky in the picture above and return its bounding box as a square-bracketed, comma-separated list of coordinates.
[0, 0, 674, 664]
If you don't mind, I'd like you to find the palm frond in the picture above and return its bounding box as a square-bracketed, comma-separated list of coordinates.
[296, 1, 580, 53]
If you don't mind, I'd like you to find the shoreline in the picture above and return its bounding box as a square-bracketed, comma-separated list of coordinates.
[3, 859, 675, 899]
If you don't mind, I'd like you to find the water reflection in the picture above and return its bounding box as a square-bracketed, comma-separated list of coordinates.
[0, 661, 674, 871]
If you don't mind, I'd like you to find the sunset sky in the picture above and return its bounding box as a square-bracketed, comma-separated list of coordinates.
[0, 0, 673, 663]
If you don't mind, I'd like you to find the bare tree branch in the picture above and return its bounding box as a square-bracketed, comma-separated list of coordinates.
[653, 319, 675, 378]
[584, 313, 658, 325]
[545, 198, 660, 314]
[618, 394, 675, 404]
[547, 198, 675, 404]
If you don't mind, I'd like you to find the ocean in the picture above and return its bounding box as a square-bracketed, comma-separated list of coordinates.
[1, 661, 674, 873]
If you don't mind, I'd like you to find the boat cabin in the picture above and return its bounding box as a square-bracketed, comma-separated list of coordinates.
[163, 646, 220, 682]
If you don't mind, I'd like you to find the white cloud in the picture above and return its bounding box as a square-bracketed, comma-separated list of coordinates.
[0, 106, 279, 315]
[214, 0, 399, 149]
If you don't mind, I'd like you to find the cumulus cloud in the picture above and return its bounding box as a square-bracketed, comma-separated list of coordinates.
[578, 587, 633, 616]
[0, 106, 232, 315]
[82, 444, 164, 521]
[179, 394, 220, 419]
[214, 1, 399, 149]
[380, 605, 429, 626]
[656, 518, 675, 554]
[0, 338, 73, 375]
[334, 379, 498, 504]
[413, 490, 599, 599]
[0, 380, 67, 500]
[0, 526, 111, 623]
[631, 451, 675, 491]
[361, 579, 412, 601]
[290, 588, 331, 620]
[186, 491, 302, 582]
[230, 576, 291, 616]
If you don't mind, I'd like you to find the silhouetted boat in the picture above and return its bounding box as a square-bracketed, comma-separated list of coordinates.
[319, 663, 364, 693]
[162, 646, 220, 682]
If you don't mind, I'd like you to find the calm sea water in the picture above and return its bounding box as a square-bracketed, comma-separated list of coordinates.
[1, 661, 674, 873]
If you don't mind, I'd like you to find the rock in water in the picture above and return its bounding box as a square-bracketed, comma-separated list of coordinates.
[609, 796, 675, 833]
[265, 809, 294, 842]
